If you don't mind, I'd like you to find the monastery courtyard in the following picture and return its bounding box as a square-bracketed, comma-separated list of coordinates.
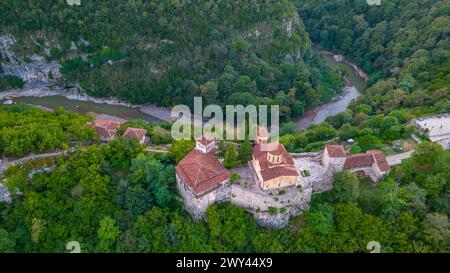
[231, 153, 332, 205]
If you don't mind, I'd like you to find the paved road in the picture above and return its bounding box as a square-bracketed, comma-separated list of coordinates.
[436, 137, 450, 150]
[386, 150, 415, 166]
[144, 148, 168, 153]
[0, 145, 168, 176]
[0, 151, 65, 175]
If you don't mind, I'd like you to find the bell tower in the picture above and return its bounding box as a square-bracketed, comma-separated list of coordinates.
[195, 134, 215, 154]
[256, 126, 268, 144]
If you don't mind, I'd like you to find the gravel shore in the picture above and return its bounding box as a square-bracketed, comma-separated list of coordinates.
[0, 87, 172, 122]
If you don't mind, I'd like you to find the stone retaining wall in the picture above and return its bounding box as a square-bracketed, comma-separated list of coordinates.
[230, 184, 312, 227]
[176, 177, 230, 220]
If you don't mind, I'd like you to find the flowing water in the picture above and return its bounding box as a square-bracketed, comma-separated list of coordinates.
[2, 50, 367, 127]
[296, 51, 367, 128]
[7, 95, 161, 123]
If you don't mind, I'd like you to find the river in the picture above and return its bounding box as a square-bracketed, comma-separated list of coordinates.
[1, 50, 367, 127]
[10, 96, 161, 122]
[296, 50, 367, 128]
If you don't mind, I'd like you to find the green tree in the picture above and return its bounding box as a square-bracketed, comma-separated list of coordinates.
[0, 228, 15, 253]
[238, 138, 252, 163]
[398, 183, 428, 215]
[224, 144, 238, 169]
[125, 185, 153, 218]
[129, 154, 176, 208]
[356, 135, 382, 152]
[412, 142, 447, 175]
[97, 216, 120, 252]
[305, 203, 335, 235]
[422, 174, 447, 200]
[331, 171, 360, 203]
[168, 140, 195, 163]
[200, 81, 219, 104]
[373, 178, 402, 217]
[206, 204, 258, 252]
[422, 213, 450, 250]
[252, 230, 286, 253]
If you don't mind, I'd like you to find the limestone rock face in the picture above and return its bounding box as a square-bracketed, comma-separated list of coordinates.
[2, 61, 61, 88]
[0, 35, 61, 89]
[252, 206, 305, 228]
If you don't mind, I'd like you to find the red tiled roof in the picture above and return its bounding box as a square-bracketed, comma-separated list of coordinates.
[343, 150, 390, 172]
[368, 150, 390, 172]
[344, 153, 374, 169]
[176, 149, 230, 195]
[252, 142, 298, 181]
[326, 145, 347, 158]
[123, 127, 147, 142]
[89, 119, 121, 140]
[260, 166, 299, 181]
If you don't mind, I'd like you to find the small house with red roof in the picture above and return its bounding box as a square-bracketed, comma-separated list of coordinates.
[175, 135, 231, 219]
[122, 127, 148, 144]
[88, 119, 121, 142]
[322, 144, 347, 172]
[343, 150, 390, 182]
[322, 144, 390, 182]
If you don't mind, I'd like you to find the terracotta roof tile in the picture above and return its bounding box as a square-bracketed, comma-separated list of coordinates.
[368, 150, 390, 172]
[89, 119, 121, 140]
[176, 149, 230, 195]
[252, 142, 298, 182]
[344, 153, 374, 169]
[343, 149, 390, 172]
[326, 145, 347, 158]
[260, 166, 299, 181]
[123, 127, 147, 142]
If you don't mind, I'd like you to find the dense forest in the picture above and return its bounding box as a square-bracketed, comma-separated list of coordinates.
[0, 104, 95, 157]
[0, 0, 342, 120]
[279, 0, 449, 153]
[0, 122, 448, 252]
[297, 0, 449, 116]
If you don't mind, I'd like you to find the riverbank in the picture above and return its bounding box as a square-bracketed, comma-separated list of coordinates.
[314, 45, 369, 82]
[0, 87, 172, 122]
[296, 85, 359, 129]
[295, 48, 368, 129]
[1, 47, 368, 127]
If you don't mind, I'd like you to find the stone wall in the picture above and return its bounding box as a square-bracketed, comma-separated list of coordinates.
[230, 183, 311, 227]
[290, 152, 322, 158]
[177, 151, 338, 228]
[347, 166, 381, 183]
[176, 175, 230, 220]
